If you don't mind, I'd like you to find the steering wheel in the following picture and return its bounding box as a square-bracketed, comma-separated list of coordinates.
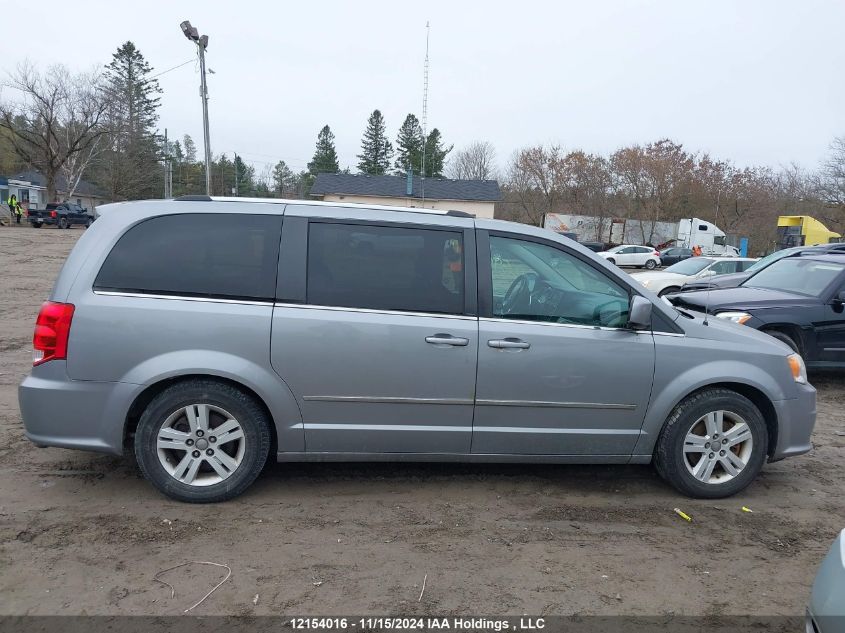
[502, 272, 542, 315]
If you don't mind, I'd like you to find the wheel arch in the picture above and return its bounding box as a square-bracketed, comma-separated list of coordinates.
[636, 368, 783, 460]
[124, 373, 280, 455]
[759, 323, 805, 354]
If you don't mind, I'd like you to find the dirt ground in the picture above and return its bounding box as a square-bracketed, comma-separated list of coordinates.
[0, 225, 843, 617]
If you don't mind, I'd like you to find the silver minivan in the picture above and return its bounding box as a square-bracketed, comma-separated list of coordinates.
[19, 198, 816, 502]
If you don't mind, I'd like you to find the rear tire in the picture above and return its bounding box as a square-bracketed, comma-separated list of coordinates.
[645, 259, 658, 270]
[58, 217, 68, 229]
[134, 379, 271, 503]
[85, 217, 92, 228]
[654, 388, 767, 498]
[33, 222, 43, 229]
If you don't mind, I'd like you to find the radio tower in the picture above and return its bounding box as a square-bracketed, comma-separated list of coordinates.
[420, 21, 430, 203]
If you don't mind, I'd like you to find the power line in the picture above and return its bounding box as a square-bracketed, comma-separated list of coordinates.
[148, 58, 195, 80]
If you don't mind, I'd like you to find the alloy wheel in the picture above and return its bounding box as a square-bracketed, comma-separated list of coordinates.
[156, 403, 246, 486]
[682, 410, 754, 484]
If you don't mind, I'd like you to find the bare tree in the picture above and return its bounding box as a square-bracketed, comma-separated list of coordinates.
[0, 62, 108, 202]
[816, 136, 845, 231]
[448, 141, 498, 180]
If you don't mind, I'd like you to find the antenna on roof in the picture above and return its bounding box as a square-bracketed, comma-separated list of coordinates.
[420, 21, 430, 205]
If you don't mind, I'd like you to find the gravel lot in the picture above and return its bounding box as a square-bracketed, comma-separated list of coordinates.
[0, 225, 843, 617]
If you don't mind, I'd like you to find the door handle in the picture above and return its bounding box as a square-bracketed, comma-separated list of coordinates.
[425, 334, 469, 347]
[488, 338, 531, 349]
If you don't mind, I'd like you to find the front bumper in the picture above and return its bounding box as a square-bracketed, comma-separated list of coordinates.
[770, 382, 816, 461]
[18, 361, 139, 455]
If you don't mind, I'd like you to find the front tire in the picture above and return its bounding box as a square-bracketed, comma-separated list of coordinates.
[654, 388, 767, 498]
[764, 329, 801, 355]
[134, 379, 271, 503]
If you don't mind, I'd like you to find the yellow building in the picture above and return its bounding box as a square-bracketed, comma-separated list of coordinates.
[777, 215, 841, 249]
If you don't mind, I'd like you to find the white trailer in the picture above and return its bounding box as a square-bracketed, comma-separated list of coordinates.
[543, 213, 738, 256]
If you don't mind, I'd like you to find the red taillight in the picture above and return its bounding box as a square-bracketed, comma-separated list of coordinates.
[50, 210, 57, 218]
[653, 251, 660, 257]
[32, 302, 75, 366]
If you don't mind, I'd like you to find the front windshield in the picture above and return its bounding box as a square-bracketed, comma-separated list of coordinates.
[664, 258, 714, 276]
[743, 258, 845, 296]
[746, 247, 801, 273]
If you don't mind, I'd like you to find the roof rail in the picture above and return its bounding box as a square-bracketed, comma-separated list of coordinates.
[173, 195, 477, 218]
[174, 195, 213, 202]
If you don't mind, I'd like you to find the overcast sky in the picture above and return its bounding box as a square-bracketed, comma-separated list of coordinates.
[2, 0, 843, 177]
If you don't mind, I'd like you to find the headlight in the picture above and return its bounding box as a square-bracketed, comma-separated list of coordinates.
[787, 353, 808, 384]
[715, 311, 752, 325]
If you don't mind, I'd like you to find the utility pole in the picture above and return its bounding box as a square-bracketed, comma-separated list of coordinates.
[420, 21, 430, 205]
[180, 21, 212, 196]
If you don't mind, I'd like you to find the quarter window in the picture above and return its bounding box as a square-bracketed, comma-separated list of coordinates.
[94, 214, 282, 301]
[490, 236, 630, 328]
[307, 223, 464, 314]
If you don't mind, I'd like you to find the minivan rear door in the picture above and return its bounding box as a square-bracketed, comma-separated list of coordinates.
[473, 229, 656, 456]
[271, 207, 478, 455]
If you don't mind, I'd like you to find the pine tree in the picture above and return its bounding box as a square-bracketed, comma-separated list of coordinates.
[394, 113, 423, 175]
[422, 128, 452, 178]
[95, 41, 163, 200]
[356, 109, 393, 175]
[308, 125, 340, 175]
[234, 155, 255, 196]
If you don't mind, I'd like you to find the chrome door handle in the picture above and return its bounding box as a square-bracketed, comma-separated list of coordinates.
[488, 338, 531, 349]
[425, 334, 469, 346]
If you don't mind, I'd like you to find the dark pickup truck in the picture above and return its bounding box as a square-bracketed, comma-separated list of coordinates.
[27, 203, 95, 229]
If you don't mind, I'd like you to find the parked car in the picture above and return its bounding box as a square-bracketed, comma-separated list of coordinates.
[598, 244, 661, 269]
[19, 197, 816, 502]
[658, 247, 694, 267]
[680, 243, 845, 292]
[631, 256, 757, 296]
[27, 202, 95, 229]
[669, 252, 845, 367]
[807, 529, 845, 633]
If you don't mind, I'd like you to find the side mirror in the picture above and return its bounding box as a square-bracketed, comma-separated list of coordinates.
[835, 290, 845, 304]
[628, 295, 653, 330]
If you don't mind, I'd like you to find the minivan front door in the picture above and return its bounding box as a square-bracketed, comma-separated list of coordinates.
[473, 232, 656, 456]
[271, 218, 478, 454]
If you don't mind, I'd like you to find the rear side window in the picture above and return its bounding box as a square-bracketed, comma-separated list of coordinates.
[307, 223, 464, 314]
[95, 214, 282, 301]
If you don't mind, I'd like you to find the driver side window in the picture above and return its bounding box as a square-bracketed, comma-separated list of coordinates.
[490, 236, 630, 328]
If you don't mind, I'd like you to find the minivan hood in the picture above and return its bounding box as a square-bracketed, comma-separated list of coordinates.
[669, 286, 818, 312]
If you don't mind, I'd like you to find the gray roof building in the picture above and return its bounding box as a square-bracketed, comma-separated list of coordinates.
[311, 173, 501, 202]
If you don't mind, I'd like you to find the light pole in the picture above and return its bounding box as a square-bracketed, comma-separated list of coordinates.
[180, 20, 212, 195]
